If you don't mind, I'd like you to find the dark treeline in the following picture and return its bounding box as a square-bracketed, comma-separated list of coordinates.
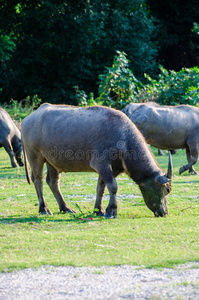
[146, 0, 199, 70]
[0, 0, 199, 105]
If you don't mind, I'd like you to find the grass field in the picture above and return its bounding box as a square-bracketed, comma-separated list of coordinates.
[0, 146, 199, 272]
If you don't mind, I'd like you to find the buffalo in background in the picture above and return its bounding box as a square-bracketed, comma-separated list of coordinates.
[122, 102, 199, 175]
[122, 102, 177, 156]
[0, 107, 23, 168]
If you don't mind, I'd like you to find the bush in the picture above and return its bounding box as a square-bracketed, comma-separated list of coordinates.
[97, 51, 141, 109]
[136, 66, 199, 105]
[74, 86, 96, 107]
[3, 95, 42, 121]
[75, 52, 199, 109]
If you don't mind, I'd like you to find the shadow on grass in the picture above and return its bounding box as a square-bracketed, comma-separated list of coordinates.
[0, 166, 14, 170]
[0, 211, 151, 225]
[0, 167, 26, 179]
[0, 214, 106, 225]
[173, 180, 199, 184]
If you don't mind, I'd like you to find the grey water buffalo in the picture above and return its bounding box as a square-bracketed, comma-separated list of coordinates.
[122, 102, 159, 116]
[122, 102, 177, 156]
[122, 103, 199, 174]
[0, 107, 23, 168]
[21, 103, 172, 218]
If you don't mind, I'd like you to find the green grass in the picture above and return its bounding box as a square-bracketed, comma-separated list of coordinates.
[0, 147, 199, 272]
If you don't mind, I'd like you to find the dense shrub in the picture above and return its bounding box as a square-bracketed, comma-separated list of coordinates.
[97, 51, 141, 109]
[76, 51, 199, 109]
[3, 95, 42, 121]
[137, 66, 199, 106]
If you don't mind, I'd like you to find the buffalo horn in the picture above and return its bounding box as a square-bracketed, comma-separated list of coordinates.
[167, 151, 173, 179]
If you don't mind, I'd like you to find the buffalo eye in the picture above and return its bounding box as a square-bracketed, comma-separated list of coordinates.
[166, 186, 171, 194]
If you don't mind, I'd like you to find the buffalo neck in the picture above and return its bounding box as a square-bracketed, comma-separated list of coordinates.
[124, 138, 162, 185]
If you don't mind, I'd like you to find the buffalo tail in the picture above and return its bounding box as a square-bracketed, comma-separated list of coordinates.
[22, 144, 31, 185]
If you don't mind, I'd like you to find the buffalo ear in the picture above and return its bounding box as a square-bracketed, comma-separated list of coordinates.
[155, 175, 171, 185]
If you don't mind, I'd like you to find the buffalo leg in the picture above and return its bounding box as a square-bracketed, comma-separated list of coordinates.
[29, 152, 52, 215]
[46, 162, 75, 213]
[95, 176, 106, 216]
[104, 173, 118, 218]
[186, 148, 198, 174]
[179, 144, 198, 175]
[91, 161, 118, 218]
[95, 168, 122, 217]
[158, 149, 165, 156]
[3, 140, 17, 168]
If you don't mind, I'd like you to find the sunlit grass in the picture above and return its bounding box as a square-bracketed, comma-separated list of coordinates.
[0, 147, 199, 271]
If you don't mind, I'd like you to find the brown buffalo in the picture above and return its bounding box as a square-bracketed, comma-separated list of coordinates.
[0, 107, 23, 168]
[21, 104, 172, 218]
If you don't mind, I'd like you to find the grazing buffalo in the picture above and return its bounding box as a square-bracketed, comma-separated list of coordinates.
[122, 102, 177, 157]
[122, 103, 199, 174]
[122, 102, 159, 116]
[0, 107, 23, 168]
[21, 103, 172, 218]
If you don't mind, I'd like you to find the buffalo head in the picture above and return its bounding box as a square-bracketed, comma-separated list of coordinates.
[139, 152, 172, 217]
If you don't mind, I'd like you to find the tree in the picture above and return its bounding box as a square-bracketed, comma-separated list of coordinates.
[146, 0, 199, 70]
[97, 51, 141, 109]
[0, 0, 159, 104]
[0, 30, 16, 92]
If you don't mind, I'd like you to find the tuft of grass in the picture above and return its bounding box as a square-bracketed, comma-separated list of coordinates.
[0, 147, 199, 272]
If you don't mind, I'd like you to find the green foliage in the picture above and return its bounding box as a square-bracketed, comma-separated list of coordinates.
[97, 51, 141, 109]
[0, 0, 159, 104]
[1, 0, 199, 105]
[136, 66, 199, 105]
[74, 86, 96, 107]
[3, 95, 42, 121]
[96, 52, 199, 107]
[192, 23, 199, 35]
[69, 203, 99, 221]
[0, 31, 16, 62]
[0, 30, 16, 92]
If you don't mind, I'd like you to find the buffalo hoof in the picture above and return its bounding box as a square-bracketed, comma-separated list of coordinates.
[60, 205, 76, 213]
[189, 171, 198, 175]
[12, 164, 18, 168]
[105, 212, 117, 219]
[179, 167, 184, 175]
[40, 207, 53, 215]
[171, 150, 177, 155]
[66, 208, 76, 214]
[189, 169, 198, 175]
[154, 211, 168, 217]
[95, 210, 105, 217]
[105, 212, 112, 219]
[97, 212, 105, 217]
[41, 211, 53, 216]
[154, 213, 159, 217]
